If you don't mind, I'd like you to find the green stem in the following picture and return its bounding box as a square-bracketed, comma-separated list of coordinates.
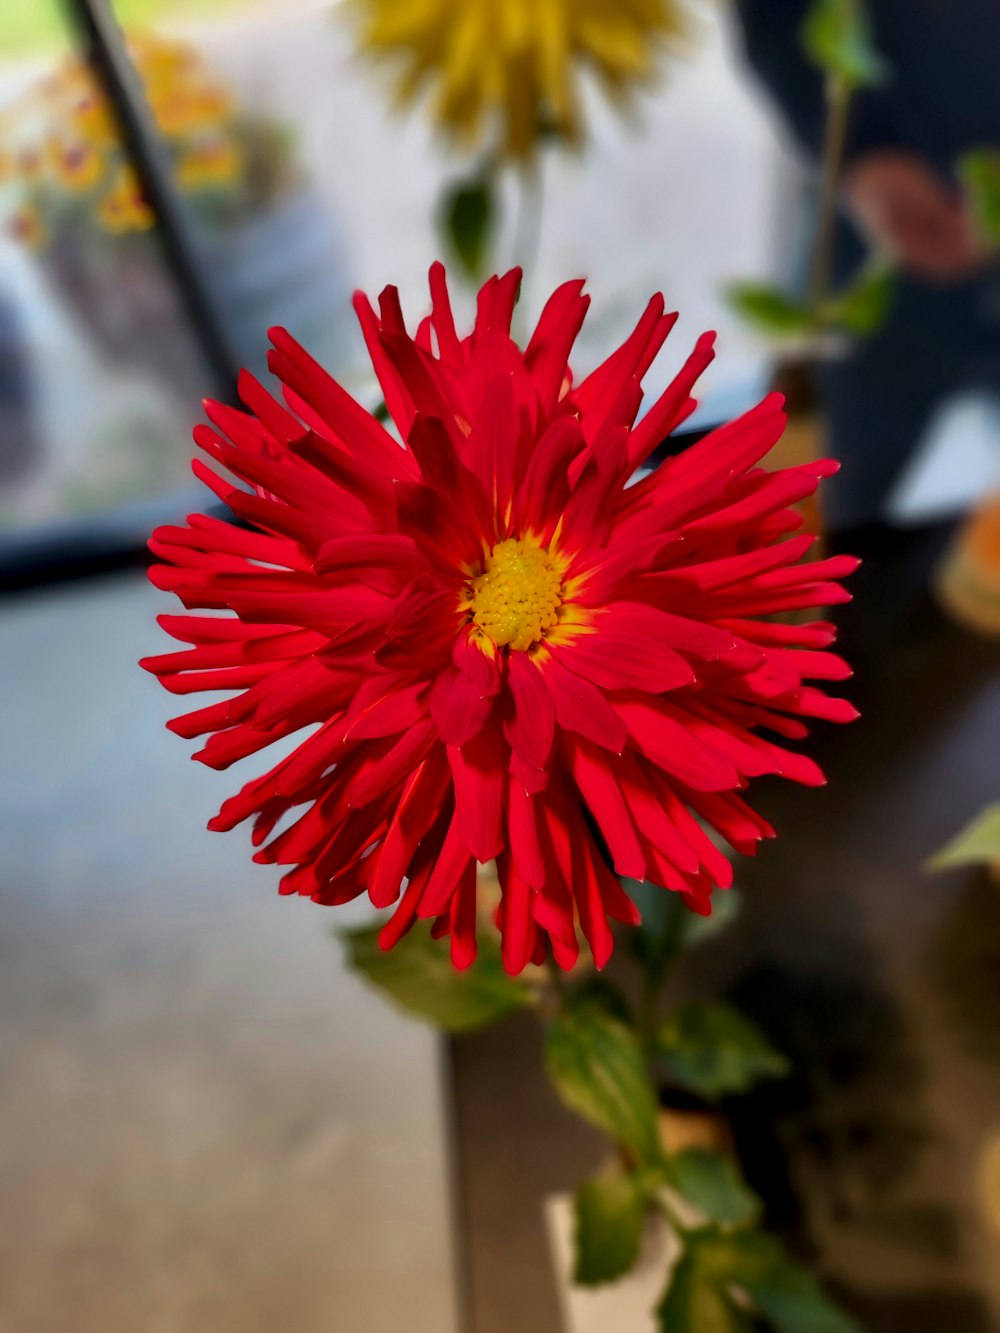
[544, 953, 568, 1019]
[637, 900, 687, 1050]
[638, 969, 664, 1048]
[513, 156, 544, 273]
[651, 1183, 691, 1237]
[806, 72, 852, 323]
[510, 156, 544, 342]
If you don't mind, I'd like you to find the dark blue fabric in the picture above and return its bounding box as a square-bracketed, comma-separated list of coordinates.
[735, 0, 1000, 528]
[736, 0, 1000, 176]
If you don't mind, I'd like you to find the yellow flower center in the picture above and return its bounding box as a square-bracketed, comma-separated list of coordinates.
[470, 537, 562, 652]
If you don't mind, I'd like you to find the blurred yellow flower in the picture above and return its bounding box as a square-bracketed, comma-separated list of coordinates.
[352, 0, 692, 158]
[97, 167, 155, 234]
[176, 138, 244, 190]
[70, 92, 117, 147]
[49, 138, 104, 192]
[7, 204, 46, 249]
[2, 30, 250, 246]
[130, 31, 196, 77]
[148, 83, 233, 137]
[18, 147, 45, 182]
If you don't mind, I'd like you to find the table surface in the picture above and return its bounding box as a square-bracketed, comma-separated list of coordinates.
[0, 570, 461, 1333]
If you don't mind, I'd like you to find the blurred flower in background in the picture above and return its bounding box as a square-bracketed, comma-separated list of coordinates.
[347, 0, 700, 289]
[349, 0, 694, 161]
[0, 19, 359, 531]
[0, 30, 291, 248]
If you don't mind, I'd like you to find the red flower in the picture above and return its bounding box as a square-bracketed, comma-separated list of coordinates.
[143, 265, 857, 974]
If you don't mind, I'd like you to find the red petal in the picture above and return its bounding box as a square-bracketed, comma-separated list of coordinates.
[574, 294, 669, 424]
[524, 280, 589, 413]
[406, 412, 493, 538]
[463, 373, 520, 522]
[615, 694, 741, 791]
[627, 330, 716, 468]
[449, 860, 479, 970]
[536, 651, 628, 754]
[448, 727, 506, 862]
[267, 325, 415, 477]
[503, 651, 555, 770]
[428, 261, 461, 363]
[344, 719, 436, 807]
[497, 858, 534, 976]
[563, 736, 646, 879]
[507, 778, 546, 890]
[600, 601, 738, 662]
[342, 677, 429, 741]
[453, 630, 501, 697]
[429, 664, 494, 747]
[549, 632, 694, 695]
[378, 807, 451, 947]
[571, 824, 616, 970]
[514, 415, 586, 541]
[418, 812, 475, 918]
[314, 534, 423, 594]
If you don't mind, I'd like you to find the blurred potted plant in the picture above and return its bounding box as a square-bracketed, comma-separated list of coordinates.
[1, 30, 348, 391]
[341, 871, 859, 1333]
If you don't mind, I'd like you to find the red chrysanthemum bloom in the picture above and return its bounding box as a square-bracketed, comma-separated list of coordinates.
[143, 264, 858, 974]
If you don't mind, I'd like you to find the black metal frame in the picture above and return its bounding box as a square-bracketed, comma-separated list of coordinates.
[63, 0, 239, 398]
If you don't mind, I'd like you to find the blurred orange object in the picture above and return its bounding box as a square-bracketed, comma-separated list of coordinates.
[935, 494, 1000, 637]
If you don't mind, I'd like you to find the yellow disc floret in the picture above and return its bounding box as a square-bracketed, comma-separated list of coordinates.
[470, 537, 563, 652]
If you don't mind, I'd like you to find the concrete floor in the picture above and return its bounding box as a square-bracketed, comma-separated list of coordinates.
[0, 570, 460, 1333]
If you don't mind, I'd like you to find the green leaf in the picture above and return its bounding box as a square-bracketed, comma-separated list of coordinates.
[545, 1007, 661, 1163]
[440, 175, 494, 279]
[927, 802, 1000, 872]
[682, 888, 742, 949]
[661, 1149, 761, 1227]
[821, 259, 895, 335]
[626, 884, 690, 979]
[801, 0, 888, 88]
[567, 974, 634, 1024]
[743, 1260, 860, 1333]
[573, 1168, 646, 1285]
[626, 883, 742, 982]
[340, 922, 532, 1032]
[958, 150, 1000, 248]
[656, 1229, 759, 1333]
[725, 283, 811, 337]
[656, 1002, 790, 1100]
[656, 1228, 859, 1333]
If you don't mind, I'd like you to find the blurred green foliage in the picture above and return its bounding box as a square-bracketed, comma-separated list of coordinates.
[439, 174, 496, 281]
[727, 260, 895, 341]
[339, 920, 533, 1032]
[656, 1001, 790, 1100]
[658, 1227, 860, 1333]
[0, 0, 253, 58]
[927, 802, 1000, 872]
[958, 150, 1000, 249]
[801, 0, 888, 89]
